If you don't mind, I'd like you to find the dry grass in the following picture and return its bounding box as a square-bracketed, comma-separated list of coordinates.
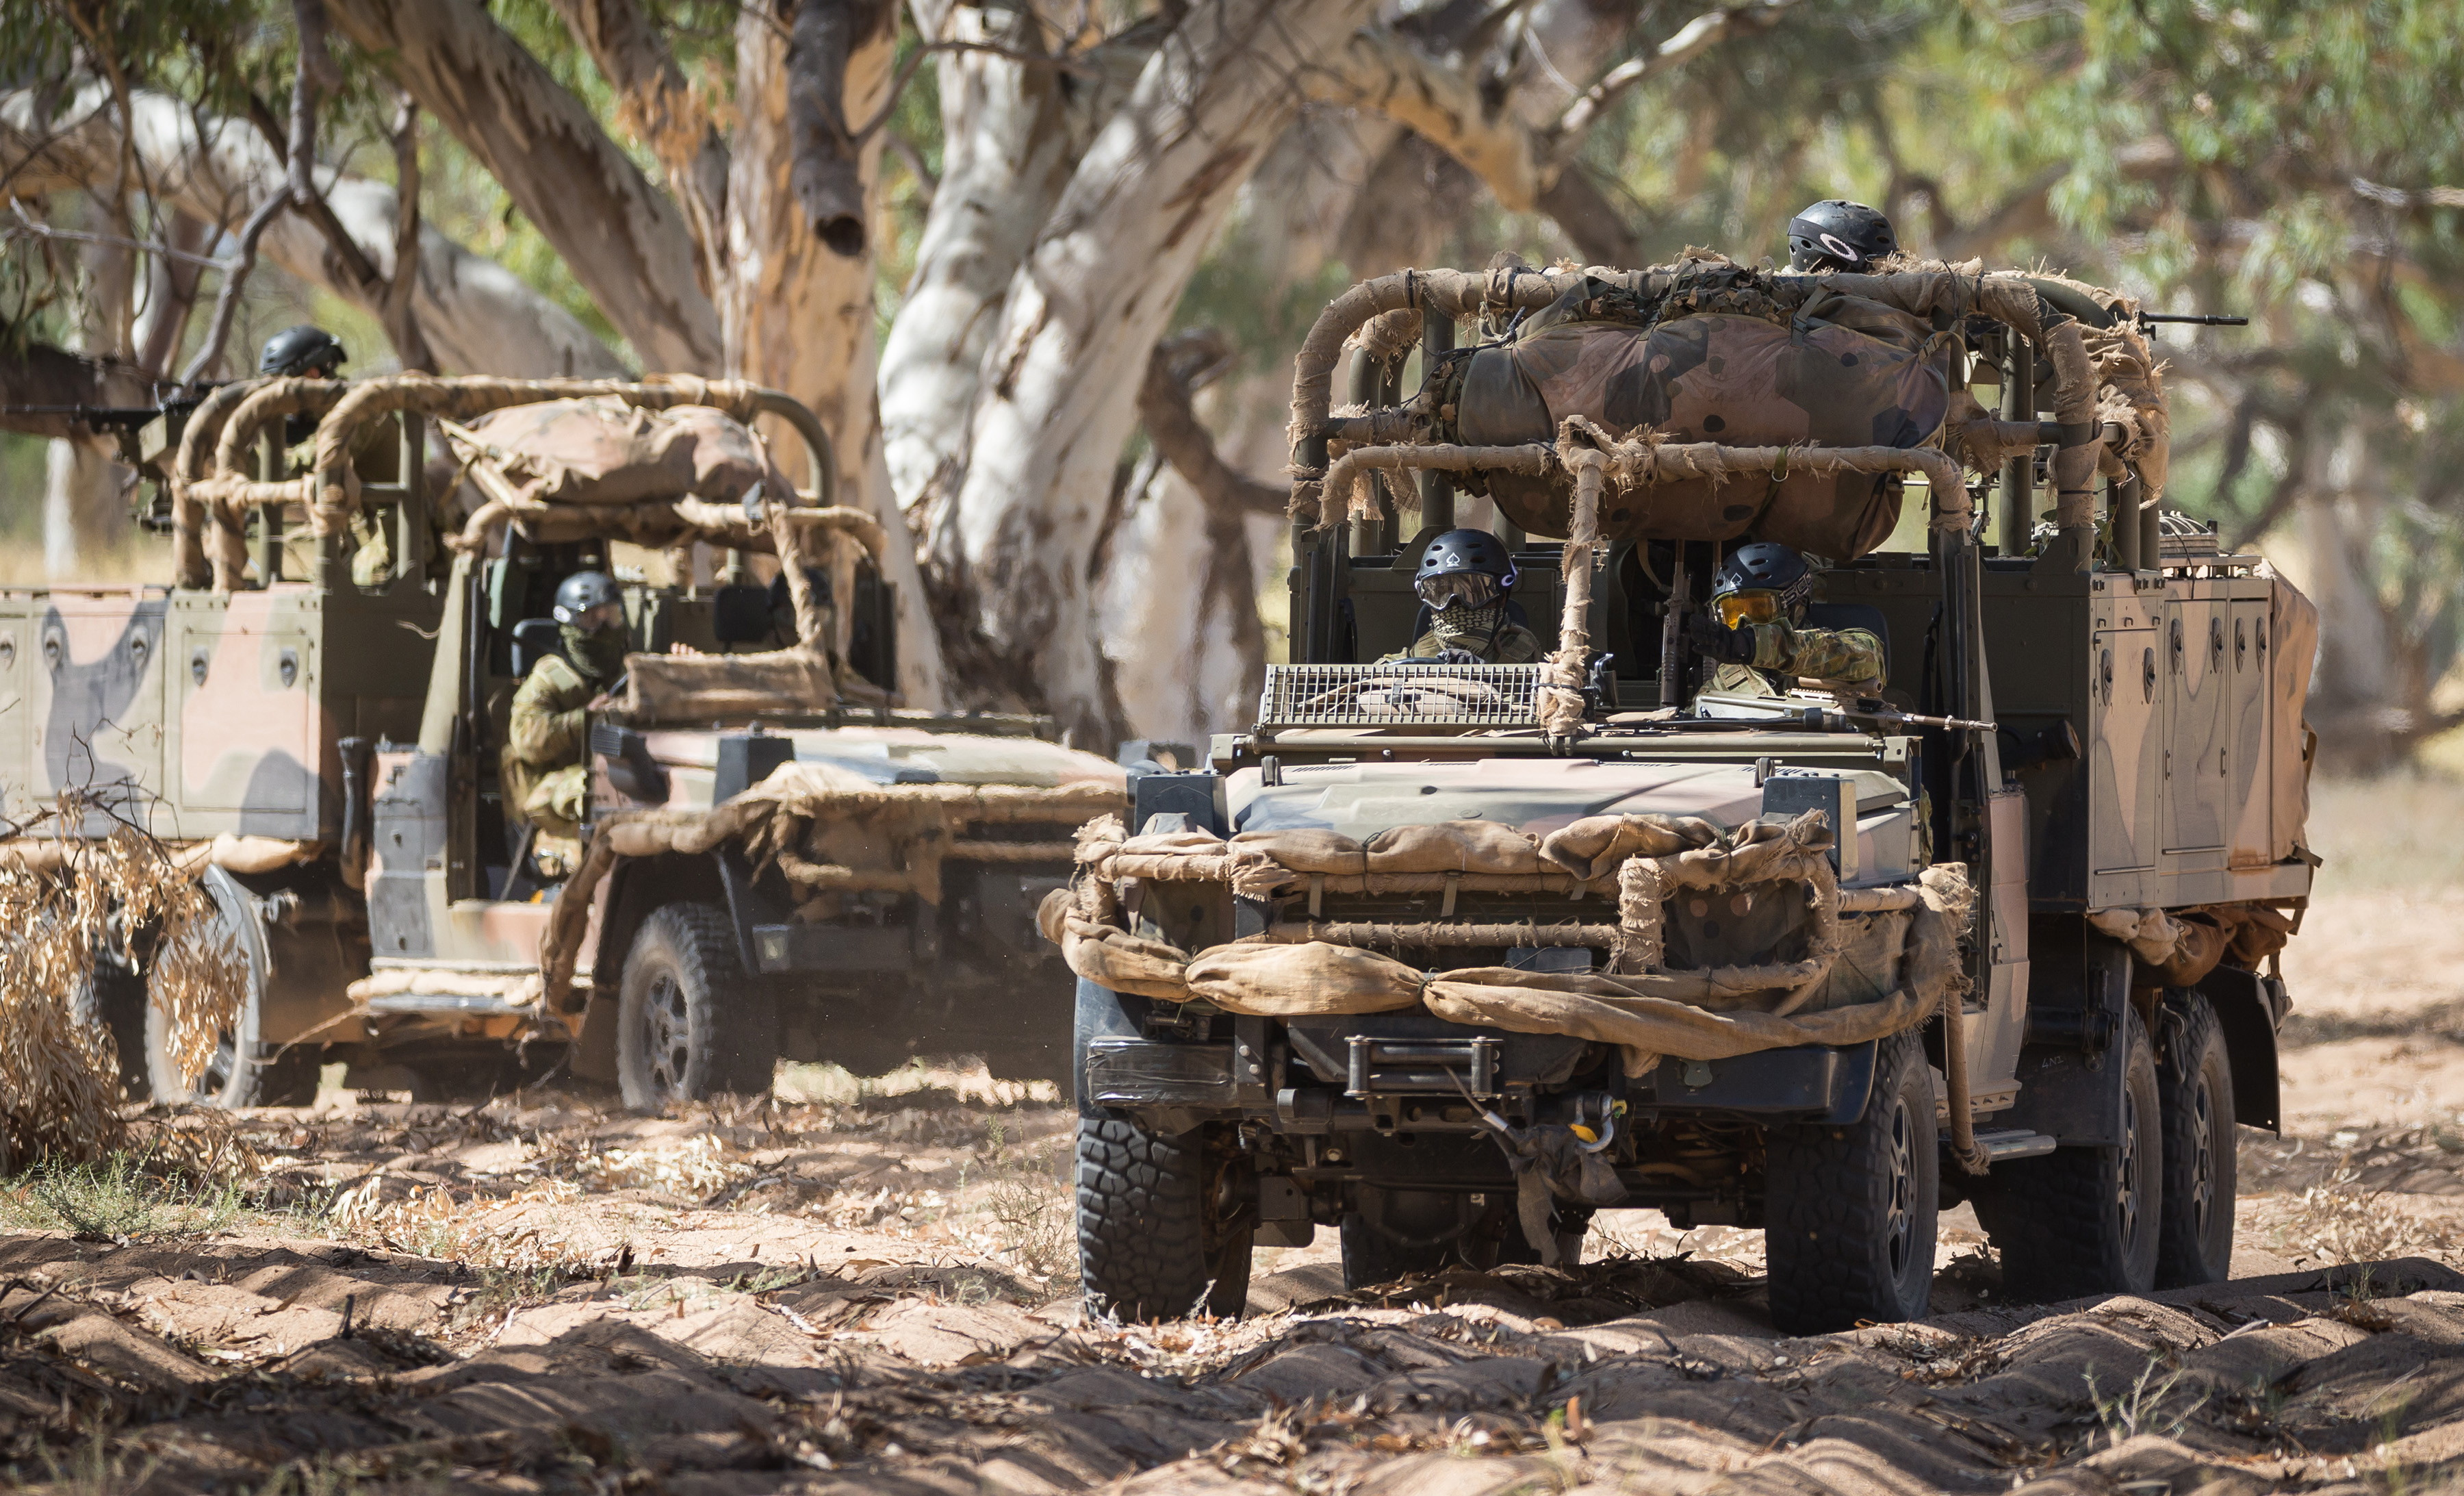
[0, 800, 248, 1171]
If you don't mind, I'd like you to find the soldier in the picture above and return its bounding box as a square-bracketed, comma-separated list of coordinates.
[1688, 542, 1885, 696]
[1785, 200, 1900, 273]
[502, 570, 630, 852]
[1381, 528, 1543, 664]
[261, 325, 347, 443]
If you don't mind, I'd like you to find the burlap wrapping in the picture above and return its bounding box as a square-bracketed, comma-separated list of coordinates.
[539, 762, 1121, 1009]
[1047, 804, 1973, 1075]
[2088, 902, 2297, 987]
[1038, 863, 1968, 1076]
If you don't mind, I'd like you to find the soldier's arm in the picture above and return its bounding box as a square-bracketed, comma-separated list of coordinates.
[1758, 624, 1886, 687]
[506, 663, 591, 765]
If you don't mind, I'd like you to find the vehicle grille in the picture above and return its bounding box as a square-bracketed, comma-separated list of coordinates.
[1257, 663, 1543, 728]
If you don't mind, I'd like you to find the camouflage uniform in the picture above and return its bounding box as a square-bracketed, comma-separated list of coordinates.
[1708, 622, 1886, 696]
[502, 654, 597, 838]
[1381, 602, 1545, 664]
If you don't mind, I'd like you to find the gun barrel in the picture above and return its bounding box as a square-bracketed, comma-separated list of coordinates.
[2138, 312, 2250, 326]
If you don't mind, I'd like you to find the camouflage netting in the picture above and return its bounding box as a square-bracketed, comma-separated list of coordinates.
[537, 761, 1124, 1009]
[1043, 807, 1980, 1158]
[1289, 255, 2166, 555]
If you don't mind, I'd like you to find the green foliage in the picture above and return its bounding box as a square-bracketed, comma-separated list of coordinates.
[0, 1152, 244, 1239]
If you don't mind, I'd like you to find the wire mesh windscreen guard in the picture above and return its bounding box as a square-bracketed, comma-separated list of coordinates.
[1257, 663, 1545, 729]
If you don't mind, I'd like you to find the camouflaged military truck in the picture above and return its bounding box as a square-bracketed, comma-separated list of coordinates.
[4, 375, 1119, 1109]
[1054, 256, 2317, 1332]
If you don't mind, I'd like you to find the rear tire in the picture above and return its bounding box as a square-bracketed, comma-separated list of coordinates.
[2155, 989, 2236, 1288]
[616, 903, 779, 1111]
[144, 868, 320, 1108]
[72, 959, 152, 1101]
[1975, 1005, 2163, 1302]
[1765, 1028, 1940, 1333]
[1075, 1115, 1250, 1320]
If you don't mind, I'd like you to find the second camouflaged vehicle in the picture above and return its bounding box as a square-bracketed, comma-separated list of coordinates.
[4, 374, 1118, 1108]
[1054, 256, 2316, 1331]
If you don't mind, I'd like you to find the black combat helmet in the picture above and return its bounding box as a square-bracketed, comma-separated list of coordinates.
[553, 570, 623, 625]
[1785, 200, 1899, 272]
[1708, 542, 1814, 627]
[1413, 528, 1518, 612]
[259, 325, 346, 379]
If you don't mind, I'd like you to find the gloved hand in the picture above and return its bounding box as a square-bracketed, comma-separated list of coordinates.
[1687, 613, 1757, 665]
[1426, 647, 1484, 665]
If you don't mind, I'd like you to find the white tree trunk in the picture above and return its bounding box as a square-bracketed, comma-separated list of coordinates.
[877, 0, 1078, 516]
[323, 0, 721, 372]
[1, 86, 626, 379]
[42, 438, 113, 579]
[932, 0, 1381, 744]
[723, 3, 945, 708]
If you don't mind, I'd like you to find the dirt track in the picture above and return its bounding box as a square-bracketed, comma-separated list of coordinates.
[3, 885, 2463, 1495]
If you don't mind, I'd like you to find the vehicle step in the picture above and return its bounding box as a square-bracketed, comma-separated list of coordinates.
[1968, 1128, 2058, 1161]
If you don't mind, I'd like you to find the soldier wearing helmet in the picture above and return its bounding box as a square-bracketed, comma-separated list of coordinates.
[260, 324, 348, 380]
[502, 570, 630, 845]
[1687, 542, 1885, 696]
[1381, 528, 1543, 664]
[1785, 200, 1899, 273]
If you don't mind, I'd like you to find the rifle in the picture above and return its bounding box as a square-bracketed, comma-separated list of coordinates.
[1838, 699, 1996, 733]
[2135, 311, 2248, 331]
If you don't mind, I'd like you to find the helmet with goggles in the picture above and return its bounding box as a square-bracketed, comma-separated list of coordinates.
[1708, 542, 1814, 629]
[1413, 528, 1517, 612]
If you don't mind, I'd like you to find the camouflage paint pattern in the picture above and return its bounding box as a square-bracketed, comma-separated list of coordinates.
[1453, 311, 1960, 559]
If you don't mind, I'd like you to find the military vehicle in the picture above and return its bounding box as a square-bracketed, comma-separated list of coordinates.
[3, 375, 1119, 1108]
[1055, 257, 2316, 1332]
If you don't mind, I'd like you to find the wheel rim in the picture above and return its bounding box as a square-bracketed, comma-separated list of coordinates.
[1884, 1093, 1916, 1281]
[639, 972, 693, 1104]
[2187, 1071, 2216, 1243]
[2116, 1079, 2144, 1247]
[201, 1026, 239, 1101]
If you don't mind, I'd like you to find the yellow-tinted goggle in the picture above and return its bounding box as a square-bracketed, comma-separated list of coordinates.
[1715, 591, 1784, 629]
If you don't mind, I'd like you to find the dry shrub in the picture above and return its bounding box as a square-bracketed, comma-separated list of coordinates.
[2282, 1158, 2441, 1265]
[0, 801, 247, 1170]
[329, 1176, 604, 1272]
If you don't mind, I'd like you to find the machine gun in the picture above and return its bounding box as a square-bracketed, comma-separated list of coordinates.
[1, 385, 224, 528]
[2136, 311, 2248, 333]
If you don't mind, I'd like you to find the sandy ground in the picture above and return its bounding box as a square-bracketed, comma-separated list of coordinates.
[5, 787, 2464, 1493]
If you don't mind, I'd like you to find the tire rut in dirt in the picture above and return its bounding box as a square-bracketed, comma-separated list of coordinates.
[1076, 1115, 1247, 1321]
[1764, 1028, 1939, 1334]
[2155, 987, 2236, 1288]
[1975, 1004, 2163, 1302]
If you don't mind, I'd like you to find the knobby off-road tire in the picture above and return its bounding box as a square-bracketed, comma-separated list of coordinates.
[2155, 988, 2237, 1288]
[617, 902, 780, 1112]
[73, 958, 153, 1101]
[1975, 1005, 2163, 1302]
[1076, 1115, 1251, 1321]
[1765, 1028, 1940, 1333]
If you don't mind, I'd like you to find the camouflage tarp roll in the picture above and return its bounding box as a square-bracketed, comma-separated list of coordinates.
[444, 398, 771, 508]
[1446, 298, 1961, 559]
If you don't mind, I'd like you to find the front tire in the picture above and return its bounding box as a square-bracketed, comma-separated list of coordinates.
[1765, 1028, 1940, 1333]
[616, 903, 779, 1111]
[2155, 989, 2236, 1287]
[1076, 1115, 1250, 1320]
[1975, 1004, 2163, 1302]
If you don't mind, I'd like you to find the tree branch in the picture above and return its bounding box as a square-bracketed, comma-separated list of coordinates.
[1138, 329, 1284, 518]
[323, 0, 719, 370]
[177, 187, 285, 385]
[788, 0, 897, 259]
[382, 94, 435, 373]
[546, 0, 732, 297]
[1543, 0, 1795, 177]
